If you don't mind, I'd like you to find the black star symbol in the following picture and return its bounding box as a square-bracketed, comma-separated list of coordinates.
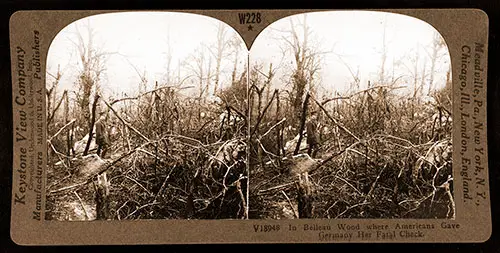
[247, 25, 254, 31]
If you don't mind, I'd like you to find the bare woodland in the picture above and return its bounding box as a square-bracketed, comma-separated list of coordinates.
[46, 20, 249, 220]
[248, 15, 453, 219]
[46, 12, 454, 221]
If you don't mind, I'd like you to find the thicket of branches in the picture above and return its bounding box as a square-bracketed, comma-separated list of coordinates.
[249, 82, 453, 219]
[45, 14, 453, 221]
[248, 16, 454, 219]
[46, 22, 249, 220]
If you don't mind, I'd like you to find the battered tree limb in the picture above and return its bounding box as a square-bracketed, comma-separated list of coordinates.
[319, 85, 406, 107]
[320, 96, 351, 106]
[73, 191, 90, 220]
[309, 140, 366, 175]
[236, 180, 248, 219]
[364, 164, 387, 202]
[250, 90, 277, 138]
[218, 95, 247, 122]
[49, 119, 77, 142]
[259, 118, 286, 140]
[109, 85, 194, 106]
[50, 181, 88, 194]
[226, 104, 247, 121]
[154, 165, 177, 203]
[49, 147, 140, 194]
[47, 90, 67, 125]
[103, 99, 150, 142]
[275, 89, 283, 161]
[444, 180, 455, 219]
[335, 202, 371, 218]
[310, 94, 360, 142]
[281, 190, 298, 218]
[258, 181, 296, 194]
[64, 90, 71, 158]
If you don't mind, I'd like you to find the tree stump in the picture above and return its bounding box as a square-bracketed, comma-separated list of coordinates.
[94, 172, 111, 220]
[297, 172, 313, 218]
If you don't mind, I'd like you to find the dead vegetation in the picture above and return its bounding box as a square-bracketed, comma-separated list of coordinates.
[246, 14, 453, 219]
[249, 82, 454, 219]
[46, 66, 250, 221]
[45, 13, 453, 221]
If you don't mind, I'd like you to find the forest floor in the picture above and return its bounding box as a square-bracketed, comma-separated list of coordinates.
[46, 162, 97, 221]
[249, 137, 454, 219]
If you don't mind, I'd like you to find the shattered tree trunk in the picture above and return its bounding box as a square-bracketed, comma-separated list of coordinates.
[83, 94, 100, 155]
[63, 90, 72, 158]
[297, 172, 313, 218]
[256, 88, 263, 166]
[294, 91, 310, 155]
[81, 76, 93, 131]
[275, 89, 282, 166]
[94, 172, 111, 220]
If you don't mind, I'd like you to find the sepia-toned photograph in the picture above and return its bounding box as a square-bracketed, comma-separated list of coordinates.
[44, 11, 455, 221]
[45, 12, 249, 220]
[248, 11, 454, 219]
[9, 8, 491, 244]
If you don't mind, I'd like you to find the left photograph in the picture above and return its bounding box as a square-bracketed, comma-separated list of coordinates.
[45, 12, 249, 220]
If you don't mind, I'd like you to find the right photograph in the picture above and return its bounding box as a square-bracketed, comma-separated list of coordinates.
[248, 11, 453, 219]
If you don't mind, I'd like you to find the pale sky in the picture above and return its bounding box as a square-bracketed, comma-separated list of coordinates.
[47, 11, 450, 101]
[250, 11, 451, 97]
[47, 12, 246, 99]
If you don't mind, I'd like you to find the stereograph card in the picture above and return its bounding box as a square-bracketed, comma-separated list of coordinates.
[9, 9, 490, 244]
